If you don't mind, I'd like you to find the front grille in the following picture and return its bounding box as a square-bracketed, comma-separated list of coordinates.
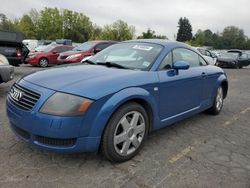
[8, 84, 41, 111]
[12, 124, 30, 140]
[36, 135, 76, 147]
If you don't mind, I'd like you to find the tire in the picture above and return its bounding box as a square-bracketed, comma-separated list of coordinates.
[207, 86, 224, 115]
[101, 102, 149, 162]
[39, 58, 49, 67]
[235, 62, 240, 69]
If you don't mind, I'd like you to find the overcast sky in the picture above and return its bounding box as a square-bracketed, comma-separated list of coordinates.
[1, 0, 250, 39]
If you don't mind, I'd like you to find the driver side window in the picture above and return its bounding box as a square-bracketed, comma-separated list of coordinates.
[173, 48, 200, 68]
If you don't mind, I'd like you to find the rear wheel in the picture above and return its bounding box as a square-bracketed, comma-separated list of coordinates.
[101, 102, 149, 162]
[39, 58, 48, 67]
[207, 86, 224, 115]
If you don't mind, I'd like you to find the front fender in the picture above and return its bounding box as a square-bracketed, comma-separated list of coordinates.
[212, 73, 228, 99]
[87, 87, 160, 137]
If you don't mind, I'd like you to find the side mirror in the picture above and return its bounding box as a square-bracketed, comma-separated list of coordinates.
[52, 50, 58, 54]
[173, 61, 190, 70]
[94, 48, 101, 54]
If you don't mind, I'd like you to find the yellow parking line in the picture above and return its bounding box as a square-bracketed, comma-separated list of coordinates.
[169, 146, 194, 163]
[223, 121, 232, 127]
[240, 107, 250, 114]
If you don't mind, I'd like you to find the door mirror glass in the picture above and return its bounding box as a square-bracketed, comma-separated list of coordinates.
[173, 61, 190, 70]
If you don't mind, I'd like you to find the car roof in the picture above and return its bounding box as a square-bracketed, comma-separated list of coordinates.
[88, 40, 117, 44]
[123, 39, 193, 50]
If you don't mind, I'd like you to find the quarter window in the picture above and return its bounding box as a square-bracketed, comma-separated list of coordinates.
[173, 48, 200, 68]
[158, 52, 172, 70]
[199, 56, 208, 66]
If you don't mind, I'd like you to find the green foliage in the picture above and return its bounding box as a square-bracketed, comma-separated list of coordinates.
[176, 17, 192, 42]
[0, 13, 19, 32]
[18, 15, 36, 39]
[62, 9, 93, 42]
[191, 26, 250, 49]
[137, 28, 167, 39]
[221, 26, 246, 49]
[36, 7, 63, 40]
[101, 20, 135, 41]
[2, 8, 250, 50]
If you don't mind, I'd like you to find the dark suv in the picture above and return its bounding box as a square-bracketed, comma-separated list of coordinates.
[0, 30, 29, 66]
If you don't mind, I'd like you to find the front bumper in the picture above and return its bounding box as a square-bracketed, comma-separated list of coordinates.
[6, 80, 101, 153]
[57, 58, 81, 64]
[25, 57, 38, 65]
[0, 65, 14, 83]
[217, 61, 236, 68]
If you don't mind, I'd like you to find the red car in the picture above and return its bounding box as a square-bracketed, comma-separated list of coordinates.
[26, 44, 73, 67]
[57, 41, 117, 64]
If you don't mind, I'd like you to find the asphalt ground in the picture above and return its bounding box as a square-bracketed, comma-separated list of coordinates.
[0, 64, 249, 188]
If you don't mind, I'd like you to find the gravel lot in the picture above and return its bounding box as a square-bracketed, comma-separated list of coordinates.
[0, 64, 249, 188]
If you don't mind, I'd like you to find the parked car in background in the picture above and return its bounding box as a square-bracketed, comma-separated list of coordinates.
[216, 49, 250, 68]
[38, 40, 53, 46]
[56, 39, 72, 46]
[7, 39, 228, 162]
[0, 54, 14, 84]
[23, 39, 39, 51]
[26, 44, 73, 67]
[196, 47, 217, 65]
[57, 41, 117, 64]
[0, 30, 29, 66]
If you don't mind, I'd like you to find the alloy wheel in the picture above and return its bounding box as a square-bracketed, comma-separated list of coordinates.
[113, 111, 145, 156]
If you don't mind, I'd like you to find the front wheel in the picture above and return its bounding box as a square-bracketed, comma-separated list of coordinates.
[101, 102, 149, 162]
[207, 86, 224, 115]
[39, 58, 49, 67]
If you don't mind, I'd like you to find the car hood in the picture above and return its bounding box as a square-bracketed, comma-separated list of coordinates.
[23, 65, 157, 100]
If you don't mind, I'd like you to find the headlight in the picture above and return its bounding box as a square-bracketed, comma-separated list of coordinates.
[66, 54, 82, 60]
[40, 92, 93, 116]
[28, 55, 35, 59]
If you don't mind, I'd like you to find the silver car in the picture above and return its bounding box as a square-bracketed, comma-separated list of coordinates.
[0, 54, 14, 84]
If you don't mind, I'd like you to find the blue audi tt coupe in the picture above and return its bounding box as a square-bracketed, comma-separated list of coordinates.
[7, 39, 228, 162]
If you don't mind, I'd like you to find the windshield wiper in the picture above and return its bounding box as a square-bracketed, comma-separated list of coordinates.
[96, 62, 129, 69]
[82, 59, 95, 64]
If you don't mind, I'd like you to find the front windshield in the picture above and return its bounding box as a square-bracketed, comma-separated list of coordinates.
[73, 41, 96, 51]
[219, 52, 239, 59]
[89, 42, 163, 70]
[42, 43, 57, 52]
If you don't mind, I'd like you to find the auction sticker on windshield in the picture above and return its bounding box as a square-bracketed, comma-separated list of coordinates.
[132, 45, 153, 51]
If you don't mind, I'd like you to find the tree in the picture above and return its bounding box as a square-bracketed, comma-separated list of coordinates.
[62, 9, 93, 42]
[36, 7, 63, 40]
[192, 29, 205, 46]
[203, 29, 214, 46]
[0, 13, 19, 31]
[18, 15, 36, 38]
[176, 17, 192, 42]
[137, 28, 167, 39]
[221, 26, 246, 49]
[91, 24, 102, 40]
[102, 20, 135, 41]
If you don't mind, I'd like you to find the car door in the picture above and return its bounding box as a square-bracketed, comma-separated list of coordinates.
[157, 48, 205, 122]
[48, 46, 61, 64]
